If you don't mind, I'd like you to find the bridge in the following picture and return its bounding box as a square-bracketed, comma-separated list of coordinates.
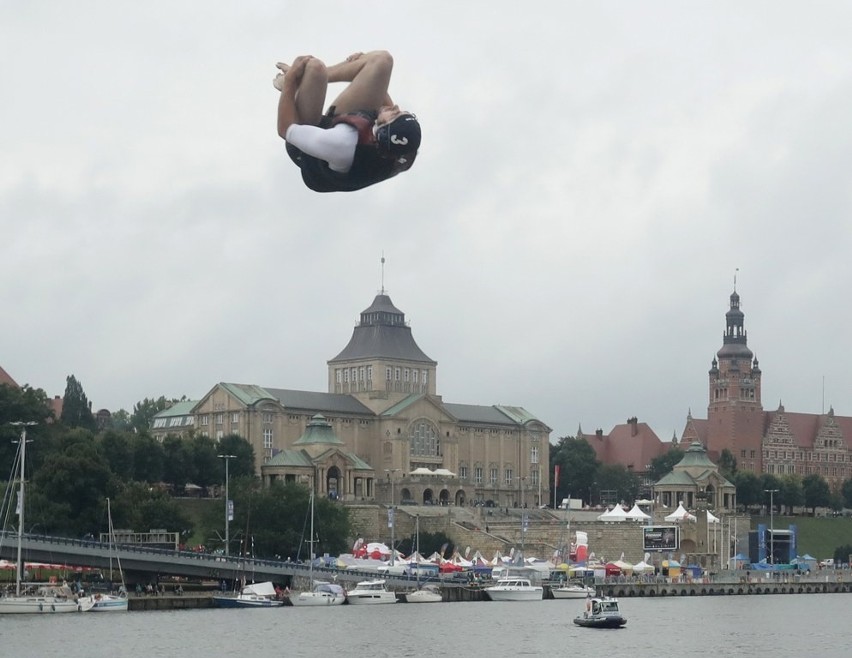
[0, 531, 429, 589]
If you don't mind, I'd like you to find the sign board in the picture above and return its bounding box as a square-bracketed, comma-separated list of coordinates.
[643, 525, 679, 551]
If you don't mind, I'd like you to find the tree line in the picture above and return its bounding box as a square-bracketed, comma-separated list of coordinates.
[549, 435, 852, 513]
[0, 377, 352, 560]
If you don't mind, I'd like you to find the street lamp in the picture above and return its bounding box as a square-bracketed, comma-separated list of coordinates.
[764, 488, 779, 564]
[218, 454, 236, 556]
[385, 469, 399, 566]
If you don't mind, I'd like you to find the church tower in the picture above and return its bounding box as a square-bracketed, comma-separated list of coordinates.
[706, 288, 764, 472]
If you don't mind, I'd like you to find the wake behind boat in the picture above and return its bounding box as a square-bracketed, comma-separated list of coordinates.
[573, 596, 627, 628]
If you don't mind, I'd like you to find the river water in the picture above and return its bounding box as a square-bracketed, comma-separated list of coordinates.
[0, 594, 844, 657]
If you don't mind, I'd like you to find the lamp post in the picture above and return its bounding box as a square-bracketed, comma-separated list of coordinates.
[764, 488, 779, 564]
[218, 454, 236, 556]
[385, 469, 399, 566]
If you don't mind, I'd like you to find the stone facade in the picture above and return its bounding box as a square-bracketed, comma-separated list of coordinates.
[152, 290, 551, 507]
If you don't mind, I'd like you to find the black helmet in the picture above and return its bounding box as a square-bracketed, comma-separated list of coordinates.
[376, 114, 421, 157]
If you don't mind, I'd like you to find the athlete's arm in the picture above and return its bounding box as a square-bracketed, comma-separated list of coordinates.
[285, 123, 358, 173]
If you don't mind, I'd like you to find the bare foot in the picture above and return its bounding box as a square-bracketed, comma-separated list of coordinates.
[273, 62, 289, 91]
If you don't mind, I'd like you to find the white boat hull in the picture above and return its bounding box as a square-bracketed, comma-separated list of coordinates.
[347, 593, 397, 604]
[291, 591, 346, 606]
[405, 589, 442, 603]
[81, 594, 129, 612]
[552, 586, 595, 600]
[0, 596, 82, 614]
[485, 588, 543, 601]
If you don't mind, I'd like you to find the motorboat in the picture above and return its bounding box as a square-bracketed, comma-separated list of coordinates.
[291, 581, 346, 607]
[0, 424, 85, 615]
[551, 581, 595, 599]
[573, 596, 627, 628]
[346, 579, 397, 605]
[484, 577, 543, 602]
[212, 581, 285, 608]
[405, 583, 442, 603]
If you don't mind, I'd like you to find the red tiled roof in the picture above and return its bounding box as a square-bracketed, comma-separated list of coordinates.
[0, 365, 18, 388]
[766, 410, 852, 450]
[582, 421, 670, 473]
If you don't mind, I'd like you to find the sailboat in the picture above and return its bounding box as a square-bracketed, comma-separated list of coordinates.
[78, 498, 128, 612]
[290, 490, 346, 606]
[0, 423, 84, 614]
[405, 515, 442, 603]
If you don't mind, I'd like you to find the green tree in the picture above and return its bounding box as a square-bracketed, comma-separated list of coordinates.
[718, 449, 738, 479]
[802, 473, 831, 514]
[596, 463, 640, 505]
[841, 478, 852, 509]
[97, 430, 135, 480]
[549, 436, 599, 506]
[110, 482, 193, 537]
[217, 434, 256, 478]
[777, 474, 804, 514]
[59, 375, 96, 431]
[132, 433, 164, 483]
[29, 435, 114, 536]
[108, 409, 132, 431]
[648, 447, 684, 482]
[191, 435, 221, 495]
[734, 471, 762, 510]
[130, 396, 186, 433]
[0, 384, 56, 475]
[162, 436, 196, 493]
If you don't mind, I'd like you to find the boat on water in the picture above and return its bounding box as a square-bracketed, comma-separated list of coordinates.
[405, 583, 442, 603]
[213, 581, 284, 608]
[573, 596, 627, 628]
[346, 579, 397, 605]
[405, 516, 442, 603]
[79, 498, 128, 612]
[484, 577, 543, 602]
[552, 581, 595, 599]
[290, 492, 346, 607]
[0, 424, 86, 615]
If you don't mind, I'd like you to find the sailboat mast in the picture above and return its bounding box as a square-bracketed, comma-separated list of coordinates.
[15, 426, 27, 597]
[308, 491, 314, 582]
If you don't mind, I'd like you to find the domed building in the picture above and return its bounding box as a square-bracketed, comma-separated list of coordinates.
[178, 289, 551, 507]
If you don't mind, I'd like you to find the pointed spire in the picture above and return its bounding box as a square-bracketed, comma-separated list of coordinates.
[380, 252, 386, 295]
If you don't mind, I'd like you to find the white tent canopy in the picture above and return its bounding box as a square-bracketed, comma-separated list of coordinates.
[626, 503, 652, 521]
[664, 502, 697, 522]
[598, 505, 628, 522]
[706, 510, 721, 524]
[410, 467, 434, 476]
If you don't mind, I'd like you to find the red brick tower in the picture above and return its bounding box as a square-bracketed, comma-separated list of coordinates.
[706, 289, 764, 472]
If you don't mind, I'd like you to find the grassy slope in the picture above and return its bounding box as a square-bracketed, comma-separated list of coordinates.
[753, 515, 852, 561]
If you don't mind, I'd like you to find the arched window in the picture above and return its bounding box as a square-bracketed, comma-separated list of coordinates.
[409, 420, 439, 457]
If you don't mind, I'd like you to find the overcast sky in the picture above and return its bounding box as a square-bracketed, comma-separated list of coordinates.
[2, 2, 852, 443]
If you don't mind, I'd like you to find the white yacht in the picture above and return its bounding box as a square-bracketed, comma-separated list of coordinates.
[405, 583, 442, 603]
[346, 579, 397, 605]
[552, 582, 595, 599]
[291, 581, 346, 607]
[484, 577, 543, 602]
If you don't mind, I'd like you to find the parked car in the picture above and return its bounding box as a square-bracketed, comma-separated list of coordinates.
[819, 558, 835, 568]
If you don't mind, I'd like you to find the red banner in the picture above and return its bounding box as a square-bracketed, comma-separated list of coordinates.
[554, 464, 560, 489]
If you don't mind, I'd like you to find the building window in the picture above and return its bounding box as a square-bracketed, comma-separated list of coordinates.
[200, 415, 209, 426]
[504, 468, 513, 485]
[530, 446, 539, 464]
[395, 367, 401, 381]
[460, 466, 468, 479]
[490, 468, 498, 485]
[263, 428, 273, 449]
[531, 469, 539, 486]
[422, 370, 428, 385]
[474, 467, 483, 484]
[359, 366, 365, 381]
[413, 370, 419, 383]
[410, 420, 439, 457]
[336, 369, 342, 383]
[231, 412, 239, 424]
[215, 414, 223, 426]
[386, 367, 392, 381]
[367, 366, 373, 381]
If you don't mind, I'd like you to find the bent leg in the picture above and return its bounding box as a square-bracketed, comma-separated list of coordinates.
[327, 50, 394, 114]
[292, 57, 329, 126]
